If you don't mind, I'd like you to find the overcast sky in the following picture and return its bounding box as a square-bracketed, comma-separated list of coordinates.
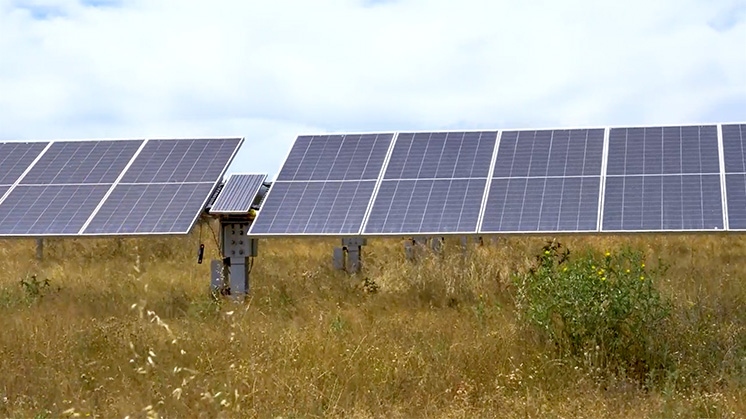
[1, 0, 744, 177]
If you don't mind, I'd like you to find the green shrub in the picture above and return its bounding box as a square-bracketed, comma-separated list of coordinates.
[513, 241, 671, 382]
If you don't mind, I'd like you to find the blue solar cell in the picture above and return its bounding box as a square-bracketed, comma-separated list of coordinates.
[721, 124, 746, 230]
[481, 177, 600, 232]
[723, 124, 746, 173]
[726, 173, 746, 229]
[0, 142, 49, 185]
[21, 140, 143, 184]
[84, 183, 217, 234]
[0, 186, 8, 198]
[606, 125, 719, 176]
[363, 179, 486, 234]
[384, 131, 496, 179]
[276, 134, 393, 181]
[0, 185, 110, 235]
[602, 175, 723, 230]
[250, 181, 377, 234]
[210, 174, 267, 214]
[493, 129, 604, 178]
[121, 138, 241, 183]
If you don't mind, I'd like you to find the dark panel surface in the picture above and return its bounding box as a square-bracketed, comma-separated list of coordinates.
[481, 128, 603, 233]
[606, 125, 719, 176]
[383, 131, 497, 179]
[602, 175, 723, 230]
[723, 124, 746, 229]
[362, 131, 496, 234]
[22, 140, 142, 184]
[121, 138, 241, 183]
[364, 179, 486, 234]
[493, 129, 604, 177]
[726, 173, 746, 229]
[210, 174, 267, 213]
[723, 124, 746, 173]
[481, 177, 600, 232]
[0, 142, 49, 185]
[84, 183, 216, 234]
[250, 181, 376, 234]
[277, 134, 393, 181]
[0, 185, 109, 235]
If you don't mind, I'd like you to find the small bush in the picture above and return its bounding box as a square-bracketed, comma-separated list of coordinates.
[513, 241, 671, 382]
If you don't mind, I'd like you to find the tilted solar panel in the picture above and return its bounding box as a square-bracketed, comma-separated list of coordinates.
[0, 142, 49, 185]
[601, 125, 724, 231]
[363, 131, 497, 234]
[210, 173, 268, 214]
[0, 140, 143, 236]
[84, 183, 217, 234]
[480, 129, 604, 233]
[0, 185, 110, 235]
[250, 133, 394, 235]
[84, 138, 242, 235]
[721, 124, 746, 230]
[21, 140, 142, 185]
[0, 137, 242, 237]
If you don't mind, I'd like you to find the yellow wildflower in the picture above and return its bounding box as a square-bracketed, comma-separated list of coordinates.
[640, 275, 645, 281]
[605, 251, 611, 257]
[601, 276, 606, 281]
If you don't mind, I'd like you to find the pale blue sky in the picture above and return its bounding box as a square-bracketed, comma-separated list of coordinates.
[1, 0, 744, 178]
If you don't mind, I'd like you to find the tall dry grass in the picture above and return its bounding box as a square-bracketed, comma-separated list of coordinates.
[0, 224, 745, 417]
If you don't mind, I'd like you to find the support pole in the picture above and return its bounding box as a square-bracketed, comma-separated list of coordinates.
[228, 257, 250, 297]
[333, 237, 367, 274]
[36, 238, 43, 261]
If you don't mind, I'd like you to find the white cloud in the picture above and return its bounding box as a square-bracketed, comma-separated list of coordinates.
[0, 0, 744, 175]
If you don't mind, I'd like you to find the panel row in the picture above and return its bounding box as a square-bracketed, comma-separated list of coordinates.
[0, 138, 242, 236]
[250, 123, 746, 236]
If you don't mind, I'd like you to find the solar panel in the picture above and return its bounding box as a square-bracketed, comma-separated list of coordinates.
[210, 173, 268, 214]
[83, 183, 217, 234]
[0, 140, 143, 236]
[0, 137, 241, 237]
[250, 134, 393, 235]
[0, 185, 109, 235]
[84, 138, 242, 235]
[721, 124, 746, 229]
[601, 125, 724, 231]
[0, 142, 49, 185]
[21, 140, 142, 184]
[480, 129, 604, 233]
[363, 131, 496, 234]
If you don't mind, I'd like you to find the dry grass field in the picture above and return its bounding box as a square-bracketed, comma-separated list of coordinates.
[1, 223, 745, 418]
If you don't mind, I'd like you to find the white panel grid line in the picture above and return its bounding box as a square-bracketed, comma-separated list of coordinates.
[717, 124, 729, 230]
[477, 131, 502, 233]
[598, 127, 611, 231]
[360, 132, 400, 235]
[78, 140, 149, 234]
[0, 142, 53, 208]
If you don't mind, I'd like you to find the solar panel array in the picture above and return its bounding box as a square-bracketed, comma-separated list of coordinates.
[0, 138, 242, 237]
[251, 123, 745, 236]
